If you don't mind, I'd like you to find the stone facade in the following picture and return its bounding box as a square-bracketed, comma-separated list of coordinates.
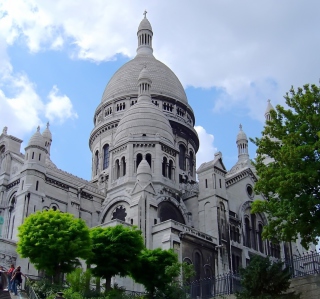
[0, 14, 311, 291]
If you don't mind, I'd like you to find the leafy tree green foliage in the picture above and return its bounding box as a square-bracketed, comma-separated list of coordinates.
[17, 209, 91, 282]
[87, 225, 144, 290]
[251, 84, 320, 248]
[236, 255, 299, 299]
[130, 248, 180, 298]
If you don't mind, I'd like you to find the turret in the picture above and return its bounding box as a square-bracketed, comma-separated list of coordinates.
[265, 99, 275, 122]
[24, 126, 47, 168]
[236, 124, 249, 161]
[136, 11, 153, 56]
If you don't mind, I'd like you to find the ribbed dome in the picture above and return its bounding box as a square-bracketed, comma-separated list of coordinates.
[114, 100, 174, 145]
[237, 124, 247, 141]
[265, 99, 274, 115]
[42, 122, 52, 140]
[28, 126, 46, 148]
[101, 55, 188, 104]
[137, 159, 151, 175]
[138, 17, 152, 31]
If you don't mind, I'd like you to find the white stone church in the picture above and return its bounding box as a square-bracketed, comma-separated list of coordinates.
[0, 14, 308, 288]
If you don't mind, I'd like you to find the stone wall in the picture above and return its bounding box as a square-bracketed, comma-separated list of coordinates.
[289, 274, 320, 299]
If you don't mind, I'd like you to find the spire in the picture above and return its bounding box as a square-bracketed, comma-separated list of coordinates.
[265, 99, 274, 122]
[138, 66, 152, 102]
[236, 124, 249, 160]
[137, 11, 153, 55]
[42, 121, 52, 155]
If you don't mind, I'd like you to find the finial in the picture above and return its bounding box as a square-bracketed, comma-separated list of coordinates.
[239, 124, 242, 131]
[2, 127, 7, 135]
[37, 126, 40, 132]
[46, 122, 50, 129]
[267, 99, 271, 103]
[143, 10, 147, 18]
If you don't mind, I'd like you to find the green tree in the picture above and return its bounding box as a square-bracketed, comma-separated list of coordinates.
[236, 255, 299, 299]
[17, 209, 91, 283]
[251, 84, 320, 248]
[130, 248, 181, 298]
[87, 225, 144, 291]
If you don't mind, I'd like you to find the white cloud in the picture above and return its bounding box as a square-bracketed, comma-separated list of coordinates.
[195, 126, 217, 169]
[0, 0, 319, 124]
[45, 85, 78, 123]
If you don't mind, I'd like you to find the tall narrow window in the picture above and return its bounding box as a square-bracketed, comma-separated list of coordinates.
[121, 156, 126, 176]
[189, 151, 194, 176]
[179, 144, 186, 170]
[146, 154, 152, 169]
[103, 144, 109, 169]
[39, 153, 41, 161]
[205, 179, 208, 188]
[136, 153, 142, 170]
[36, 181, 39, 191]
[162, 157, 167, 177]
[258, 224, 264, 253]
[168, 160, 173, 179]
[116, 159, 120, 179]
[245, 218, 251, 248]
[95, 151, 99, 175]
[32, 152, 34, 159]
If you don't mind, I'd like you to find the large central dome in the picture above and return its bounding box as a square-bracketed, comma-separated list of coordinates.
[101, 15, 188, 104]
[101, 55, 188, 104]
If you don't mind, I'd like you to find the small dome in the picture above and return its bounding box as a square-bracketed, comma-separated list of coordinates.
[265, 99, 274, 115]
[137, 159, 151, 176]
[138, 66, 151, 82]
[42, 122, 52, 140]
[28, 126, 46, 148]
[237, 124, 247, 142]
[114, 100, 174, 145]
[138, 16, 152, 32]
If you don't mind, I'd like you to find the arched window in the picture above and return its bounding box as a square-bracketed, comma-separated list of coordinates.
[103, 144, 109, 169]
[236, 227, 240, 243]
[258, 223, 264, 253]
[115, 159, 120, 179]
[162, 157, 167, 177]
[168, 160, 173, 179]
[95, 150, 99, 175]
[179, 144, 186, 170]
[146, 153, 152, 168]
[245, 217, 251, 248]
[189, 151, 194, 176]
[136, 153, 142, 170]
[121, 156, 126, 176]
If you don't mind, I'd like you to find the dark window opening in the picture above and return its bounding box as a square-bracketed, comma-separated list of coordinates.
[36, 181, 39, 191]
[112, 206, 127, 221]
[179, 144, 186, 170]
[146, 153, 152, 168]
[136, 153, 143, 170]
[103, 144, 109, 169]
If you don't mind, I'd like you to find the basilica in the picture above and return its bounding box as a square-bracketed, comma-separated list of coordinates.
[0, 15, 307, 289]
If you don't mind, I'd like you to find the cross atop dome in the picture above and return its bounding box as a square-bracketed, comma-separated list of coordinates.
[137, 11, 153, 55]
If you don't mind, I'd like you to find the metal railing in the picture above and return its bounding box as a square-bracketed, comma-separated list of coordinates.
[285, 250, 320, 278]
[184, 273, 242, 299]
[184, 250, 320, 299]
[24, 277, 40, 299]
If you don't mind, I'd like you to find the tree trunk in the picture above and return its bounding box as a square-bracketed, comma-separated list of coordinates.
[105, 276, 111, 293]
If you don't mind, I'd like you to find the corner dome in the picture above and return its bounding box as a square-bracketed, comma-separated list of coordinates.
[237, 124, 247, 142]
[114, 100, 174, 146]
[28, 126, 46, 148]
[101, 55, 188, 104]
[42, 122, 52, 140]
[138, 17, 152, 31]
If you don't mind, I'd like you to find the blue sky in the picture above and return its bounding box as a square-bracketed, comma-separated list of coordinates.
[1, 0, 320, 181]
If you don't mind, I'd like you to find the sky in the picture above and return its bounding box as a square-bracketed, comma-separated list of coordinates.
[0, 0, 320, 181]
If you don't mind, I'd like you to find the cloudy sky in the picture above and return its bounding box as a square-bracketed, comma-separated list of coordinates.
[0, 0, 319, 181]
